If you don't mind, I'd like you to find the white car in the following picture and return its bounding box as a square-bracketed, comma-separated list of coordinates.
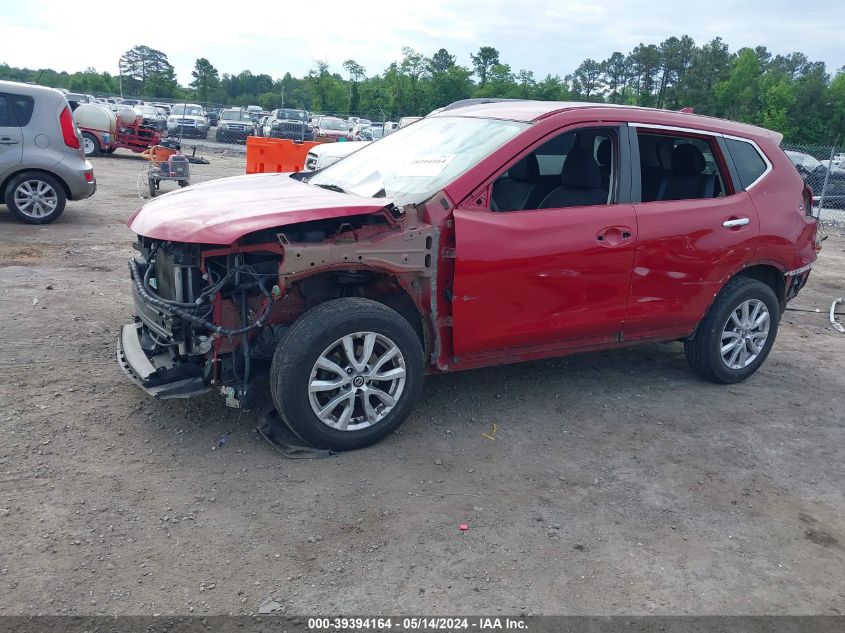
[304, 141, 370, 171]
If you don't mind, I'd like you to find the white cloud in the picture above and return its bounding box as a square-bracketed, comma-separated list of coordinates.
[1, 0, 841, 85]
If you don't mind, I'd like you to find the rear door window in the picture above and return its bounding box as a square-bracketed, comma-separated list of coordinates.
[637, 131, 728, 202]
[0, 94, 16, 126]
[12, 96, 35, 126]
[725, 138, 768, 189]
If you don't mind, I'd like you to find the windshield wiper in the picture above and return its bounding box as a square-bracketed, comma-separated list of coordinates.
[313, 183, 348, 194]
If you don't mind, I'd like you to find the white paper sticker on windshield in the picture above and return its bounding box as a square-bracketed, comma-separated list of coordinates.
[397, 154, 456, 177]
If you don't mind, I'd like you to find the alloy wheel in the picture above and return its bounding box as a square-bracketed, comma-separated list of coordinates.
[720, 299, 770, 369]
[13, 180, 59, 219]
[308, 332, 407, 431]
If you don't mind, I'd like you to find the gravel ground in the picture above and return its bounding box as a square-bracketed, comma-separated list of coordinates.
[0, 149, 843, 616]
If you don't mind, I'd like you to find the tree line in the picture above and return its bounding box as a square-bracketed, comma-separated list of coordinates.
[2, 38, 843, 143]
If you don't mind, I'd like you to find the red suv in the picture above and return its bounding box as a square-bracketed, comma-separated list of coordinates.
[119, 101, 818, 450]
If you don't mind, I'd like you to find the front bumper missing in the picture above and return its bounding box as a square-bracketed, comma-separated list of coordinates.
[117, 322, 209, 399]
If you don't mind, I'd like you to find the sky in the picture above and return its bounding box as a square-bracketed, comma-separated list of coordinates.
[1, 0, 842, 85]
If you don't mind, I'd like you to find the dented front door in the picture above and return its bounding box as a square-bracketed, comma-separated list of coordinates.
[450, 203, 637, 360]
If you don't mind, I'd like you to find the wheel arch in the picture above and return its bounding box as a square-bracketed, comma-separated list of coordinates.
[2, 168, 72, 200]
[286, 268, 430, 357]
[733, 263, 786, 313]
[689, 262, 786, 341]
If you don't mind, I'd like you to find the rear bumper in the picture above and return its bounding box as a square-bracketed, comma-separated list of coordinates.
[57, 158, 96, 200]
[117, 322, 209, 399]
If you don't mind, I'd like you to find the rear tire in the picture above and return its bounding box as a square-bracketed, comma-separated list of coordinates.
[270, 298, 425, 451]
[82, 132, 101, 157]
[5, 171, 66, 224]
[685, 277, 779, 384]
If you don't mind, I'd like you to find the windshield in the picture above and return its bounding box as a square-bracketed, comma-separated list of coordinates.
[222, 110, 250, 121]
[172, 105, 203, 116]
[309, 116, 528, 204]
[276, 109, 306, 120]
[320, 117, 347, 131]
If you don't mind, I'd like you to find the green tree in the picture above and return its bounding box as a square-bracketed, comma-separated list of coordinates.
[517, 70, 535, 99]
[603, 52, 629, 103]
[629, 43, 661, 106]
[430, 65, 474, 108]
[534, 74, 568, 101]
[715, 48, 762, 123]
[470, 46, 500, 87]
[430, 48, 456, 73]
[656, 35, 696, 109]
[118, 45, 175, 96]
[681, 37, 731, 114]
[343, 59, 366, 114]
[828, 69, 845, 142]
[760, 76, 796, 137]
[400, 47, 430, 114]
[190, 58, 219, 102]
[572, 58, 604, 99]
[475, 63, 518, 98]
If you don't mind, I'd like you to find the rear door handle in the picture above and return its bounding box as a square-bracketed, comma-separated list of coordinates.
[0, 138, 20, 145]
[722, 217, 750, 228]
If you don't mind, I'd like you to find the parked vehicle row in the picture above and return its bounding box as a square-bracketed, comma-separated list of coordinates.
[785, 150, 845, 209]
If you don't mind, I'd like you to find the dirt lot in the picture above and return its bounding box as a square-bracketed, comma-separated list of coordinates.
[0, 149, 843, 616]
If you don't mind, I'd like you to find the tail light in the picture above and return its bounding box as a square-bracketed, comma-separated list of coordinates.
[802, 185, 817, 219]
[59, 106, 80, 149]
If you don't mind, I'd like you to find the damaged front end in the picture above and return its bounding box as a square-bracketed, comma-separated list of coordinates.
[118, 209, 436, 409]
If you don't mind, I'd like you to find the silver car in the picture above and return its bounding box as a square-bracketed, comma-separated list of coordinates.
[1, 80, 96, 224]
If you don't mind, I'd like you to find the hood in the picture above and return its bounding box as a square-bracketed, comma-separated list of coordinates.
[312, 141, 368, 159]
[128, 172, 392, 244]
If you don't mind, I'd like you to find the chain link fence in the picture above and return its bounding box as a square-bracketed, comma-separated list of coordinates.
[781, 142, 845, 227]
[87, 92, 845, 227]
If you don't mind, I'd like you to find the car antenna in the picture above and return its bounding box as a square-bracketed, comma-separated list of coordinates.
[179, 98, 188, 145]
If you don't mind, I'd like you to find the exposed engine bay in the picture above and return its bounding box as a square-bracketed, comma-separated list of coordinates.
[118, 211, 437, 410]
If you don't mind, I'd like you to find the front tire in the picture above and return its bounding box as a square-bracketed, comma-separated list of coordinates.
[685, 277, 779, 384]
[5, 171, 67, 224]
[270, 298, 425, 451]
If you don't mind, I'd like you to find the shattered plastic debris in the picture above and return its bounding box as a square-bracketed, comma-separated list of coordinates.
[831, 298, 844, 333]
[481, 423, 497, 441]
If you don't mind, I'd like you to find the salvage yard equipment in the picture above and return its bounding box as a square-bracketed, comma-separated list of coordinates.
[245, 137, 318, 174]
[74, 104, 162, 157]
[143, 139, 190, 197]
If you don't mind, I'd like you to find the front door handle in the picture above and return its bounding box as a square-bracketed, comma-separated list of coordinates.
[723, 217, 750, 228]
[596, 226, 634, 246]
